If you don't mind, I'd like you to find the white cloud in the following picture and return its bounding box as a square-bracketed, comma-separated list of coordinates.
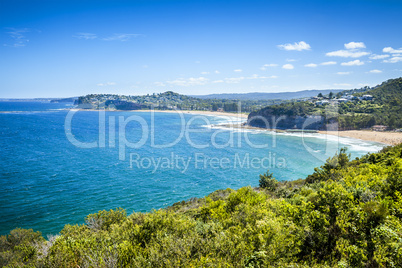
[225, 77, 245, 83]
[383, 56, 402, 63]
[73, 32, 97, 40]
[97, 82, 116, 86]
[282, 64, 294, 69]
[326, 50, 369, 58]
[246, 74, 277, 79]
[154, 82, 166, 87]
[212, 80, 224, 83]
[305, 63, 318, 68]
[247, 74, 260, 79]
[286, 59, 297, 62]
[278, 41, 311, 51]
[383, 47, 402, 54]
[369, 54, 390, 60]
[4, 28, 31, 47]
[369, 69, 382, 73]
[260, 64, 278, 70]
[102, 33, 141, 41]
[321, 61, 337, 65]
[223, 75, 277, 84]
[358, 83, 373, 87]
[234, 69, 242, 72]
[166, 77, 209, 86]
[344, 42, 366, 50]
[74, 32, 141, 41]
[334, 83, 352, 87]
[337, 72, 351, 75]
[214, 70, 220, 74]
[201, 71, 210, 75]
[341, 60, 364, 66]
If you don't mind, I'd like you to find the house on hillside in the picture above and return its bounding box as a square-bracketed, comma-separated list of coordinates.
[316, 100, 330, 106]
[345, 95, 358, 101]
[361, 95, 374, 100]
[335, 98, 349, 103]
[372, 125, 388, 131]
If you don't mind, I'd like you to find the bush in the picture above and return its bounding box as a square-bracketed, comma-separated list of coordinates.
[259, 170, 278, 191]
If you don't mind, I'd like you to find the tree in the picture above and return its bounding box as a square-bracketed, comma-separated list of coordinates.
[318, 93, 323, 98]
[329, 92, 334, 99]
[388, 115, 396, 129]
[259, 170, 278, 191]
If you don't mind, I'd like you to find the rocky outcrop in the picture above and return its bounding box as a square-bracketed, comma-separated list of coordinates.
[247, 110, 329, 130]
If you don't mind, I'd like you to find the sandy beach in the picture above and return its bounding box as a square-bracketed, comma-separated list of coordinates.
[220, 123, 402, 146]
[319, 130, 402, 146]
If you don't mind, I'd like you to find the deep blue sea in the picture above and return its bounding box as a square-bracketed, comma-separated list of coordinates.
[0, 102, 385, 235]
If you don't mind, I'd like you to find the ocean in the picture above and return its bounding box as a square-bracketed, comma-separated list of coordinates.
[0, 102, 385, 235]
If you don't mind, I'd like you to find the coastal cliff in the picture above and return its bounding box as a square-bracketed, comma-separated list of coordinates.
[247, 112, 327, 130]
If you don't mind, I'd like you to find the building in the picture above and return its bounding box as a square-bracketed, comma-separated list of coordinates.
[345, 95, 357, 101]
[361, 95, 374, 100]
[316, 100, 330, 106]
[336, 98, 349, 103]
[372, 125, 388, 131]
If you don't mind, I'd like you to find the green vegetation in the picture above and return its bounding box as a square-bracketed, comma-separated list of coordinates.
[249, 77, 402, 130]
[76, 91, 283, 113]
[193, 89, 343, 100]
[2, 144, 402, 267]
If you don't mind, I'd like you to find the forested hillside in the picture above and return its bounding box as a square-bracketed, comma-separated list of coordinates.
[192, 89, 343, 100]
[248, 77, 402, 130]
[76, 91, 283, 113]
[2, 144, 402, 267]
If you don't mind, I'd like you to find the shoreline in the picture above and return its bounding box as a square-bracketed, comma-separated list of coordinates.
[319, 130, 402, 146]
[219, 123, 401, 146]
[5, 107, 401, 145]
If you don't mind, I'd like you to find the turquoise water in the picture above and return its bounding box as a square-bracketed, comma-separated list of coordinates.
[0, 102, 384, 235]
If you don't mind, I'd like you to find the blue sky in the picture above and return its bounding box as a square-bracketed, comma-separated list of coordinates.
[1, 0, 402, 98]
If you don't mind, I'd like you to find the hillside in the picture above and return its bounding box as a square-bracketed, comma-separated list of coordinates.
[192, 89, 344, 100]
[76, 91, 284, 113]
[248, 77, 402, 130]
[2, 144, 402, 267]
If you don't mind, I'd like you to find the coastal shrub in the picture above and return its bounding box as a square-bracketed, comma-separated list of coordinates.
[0, 228, 45, 267]
[85, 207, 127, 231]
[259, 170, 278, 191]
[306, 148, 350, 183]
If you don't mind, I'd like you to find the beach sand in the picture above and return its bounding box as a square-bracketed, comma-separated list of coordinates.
[319, 130, 402, 146]
[219, 123, 402, 146]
